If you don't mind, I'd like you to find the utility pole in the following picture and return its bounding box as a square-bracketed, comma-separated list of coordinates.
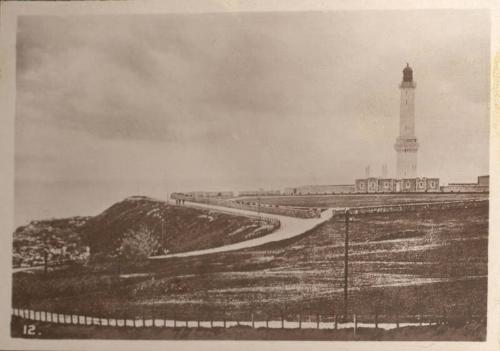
[161, 218, 165, 250]
[43, 249, 48, 275]
[258, 195, 261, 219]
[343, 208, 350, 321]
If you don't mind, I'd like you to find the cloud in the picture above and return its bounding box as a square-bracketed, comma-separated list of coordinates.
[14, 10, 490, 224]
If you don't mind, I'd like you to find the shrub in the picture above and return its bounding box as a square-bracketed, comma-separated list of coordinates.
[119, 226, 160, 263]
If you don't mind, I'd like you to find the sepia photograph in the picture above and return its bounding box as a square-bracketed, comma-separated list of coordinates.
[0, 1, 496, 347]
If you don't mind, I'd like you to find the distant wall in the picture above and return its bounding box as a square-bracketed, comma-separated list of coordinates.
[331, 199, 488, 217]
[172, 193, 322, 218]
[237, 190, 281, 197]
[441, 184, 489, 193]
[282, 184, 355, 195]
[229, 199, 322, 218]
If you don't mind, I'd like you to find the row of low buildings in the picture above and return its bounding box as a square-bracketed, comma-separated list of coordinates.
[440, 175, 489, 193]
[280, 175, 489, 195]
[172, 175, 489, 201]
[354, 177, 440, 193]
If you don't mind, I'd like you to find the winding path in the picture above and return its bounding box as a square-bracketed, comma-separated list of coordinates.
[149, 201, 333, 259]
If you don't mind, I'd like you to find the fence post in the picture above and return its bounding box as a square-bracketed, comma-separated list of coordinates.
[251, 312, 254, 329]
[375, 312, 378, 329]
[419, 313, 423, 326]
[353, 314, 357, 337]
[266, 316, 269, 329]
[174, 312, 177, 329]
[152, 303, 155, 327]
[335, 314, 338, 330]
[317, 314, 320, 329]
[298, 313, 302, 329]
[396, 313, 399, 329]
[210, 314, 213, 328]
[281, 312, 284, 329]
[197, 316, 200, 328]
[164, 312, 167, 328]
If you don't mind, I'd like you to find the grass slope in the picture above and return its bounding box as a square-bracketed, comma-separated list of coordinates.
[13, 196, 276, 268]
[81, 196, 273, 255]
[13, 203, 488, 326]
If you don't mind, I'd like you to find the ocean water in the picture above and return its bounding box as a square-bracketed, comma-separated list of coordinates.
[14, 179, 171, 228]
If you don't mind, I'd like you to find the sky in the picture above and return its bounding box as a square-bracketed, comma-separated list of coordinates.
[15, 10, 490, 225]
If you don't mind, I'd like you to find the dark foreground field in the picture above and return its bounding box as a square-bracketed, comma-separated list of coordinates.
[11, 316, 486, 341]
[13, 198, 488, 340]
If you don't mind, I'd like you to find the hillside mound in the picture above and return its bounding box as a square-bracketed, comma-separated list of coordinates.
[81, 196, 273, 256]
[13, 196, 277, 267]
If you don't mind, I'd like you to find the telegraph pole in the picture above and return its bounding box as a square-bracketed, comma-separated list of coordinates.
[258, 195, 261, 219]
[162, 218, 165, 250]
[343, 209, 350, 321]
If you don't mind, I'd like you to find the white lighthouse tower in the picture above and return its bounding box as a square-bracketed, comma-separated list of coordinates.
[394, 63, 419, 178]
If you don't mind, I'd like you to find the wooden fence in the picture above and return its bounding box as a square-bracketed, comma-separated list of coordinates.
[13, 308, 481, 333]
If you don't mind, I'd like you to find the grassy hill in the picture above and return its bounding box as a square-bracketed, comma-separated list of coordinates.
[13, 201, 488, 326]
[13, 196, 277, 267]
[81, 196, 275, 256]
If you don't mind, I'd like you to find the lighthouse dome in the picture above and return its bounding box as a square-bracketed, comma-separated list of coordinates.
[403, 63, 413, 82]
